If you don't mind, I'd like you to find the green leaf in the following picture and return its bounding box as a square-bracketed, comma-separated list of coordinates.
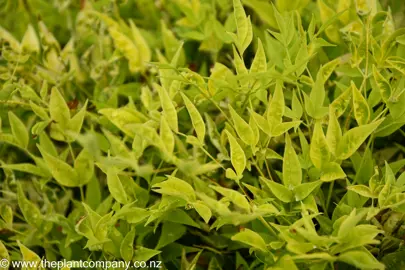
[160, 115, 175, 155]
[373, 66, 392, 103]
[210, 185, 250, 211]
[115, 206, 149, 224]
[294, 181, 322, 201]
[8, 112, 29, 148]
[74, 148, 94, 185]
[338, 249, 385, 270]
[0, 204, 13, 229]
[18, 240, 42, 267]
[120, 227, 135, 261]
[155, 83, 178, 132]
[156, 222, 186, 249]
[233, 0, 253, 54]
[68, 100, 88, 134]
[38, 145, 79, 187]
[261, 177, 293, 203]
[283, 133, 302, 188]
[229, 105, 255, 146]
[242, 0, 277, 29]
[192, 201, 212, 223]
[321, 58, 341, 82]
[330, 85, 352, 118]
[267, 80, 285, 128]
[233, 45, 248, 76]
[317, 0, 341, 43]
[352, 82, 370, 126]
[133, 247, 161, 262]
[181, 93, 205, 143]
[17, 183, 43, 227]
[337, 119, 384, 160]
[226, 130, 246, 178]
[272, 121, 302, 137]
[310, 121, 330, 169]
[375, 114, 405, 137]
[231, 229, 268, 252]
[1, 163, 49, 177]
[338, 209, 366, 239]
[291, 90, 303, 119]
[106, 169, 129, 204]
[109, 26, 140, 73]
[347, 185, 374, 198]
[99, 107, 145, 138]
[30, 101, 48, 120]
[0, 240, 9, 268]
[129, 20, 151, 66]
[152, 175, 196, 202]
[249, 109, 271, 134]
[250, 38, 267, 73]
[320, 162, 346, 182]
[49, 87, 70, 127]
[326, 107, 342, 155]
[310, 70, 326, 112]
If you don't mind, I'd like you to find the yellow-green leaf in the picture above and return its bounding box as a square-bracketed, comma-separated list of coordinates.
[68, 100, 88, 134]
[38, 145, 79, 187]
[320, 162, 346, 182]
[18, 241, 42, 270]
[229, 105, 255, 146]
[109, 26, 140, 73]
[233, 0, 253, 54]
[8, 112, 29, 149]
[155, 84, 178, 132]
[261, 177, 293, 203]
[17, 183, 43, 227]
[231, 229, 267, 252]
[21, 24, 40, 53]
[120, 227, 136, 261]
[49, 87, 70, 127]
[267, 81, 285, 128]
[192, 201, 212, 223]
[326, 107, 342, 155]
[181, 93, 205, 143]
[129, 20, 151, 67]
[310, 121, 330, 169]
[352, 82, 370, 126]
[283, 133, 302, 188]
[160, 116, 175, 155]
[250, 38, 267, 73]
[372, 66, 392, 103]
[330, 85, 352, 118]
[294, 181, 322, 201]
[152, 175, 196, 202]
[337, 119, 384, 159]
[107, 169, 129, 204]
[210, 185, 250, 211]
[226, 131, 246, 178]
[74, 148, 94, 185]
[249, 109, 271, 134]
[0, 240, 9, 270]
[321, 58, 341, 82]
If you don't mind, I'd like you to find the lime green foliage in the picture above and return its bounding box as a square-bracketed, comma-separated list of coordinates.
[2, 0, 405, 269]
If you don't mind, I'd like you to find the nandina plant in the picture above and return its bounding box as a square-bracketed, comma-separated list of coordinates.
[1, 0, 405, 269]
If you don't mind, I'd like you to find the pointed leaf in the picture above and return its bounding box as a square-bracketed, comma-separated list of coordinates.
[283, 133, 302, 187]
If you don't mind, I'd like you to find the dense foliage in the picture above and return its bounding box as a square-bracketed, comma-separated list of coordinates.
[2, 0, 405, 269]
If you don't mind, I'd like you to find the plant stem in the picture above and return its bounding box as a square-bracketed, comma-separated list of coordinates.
[326, 181, 334, 215]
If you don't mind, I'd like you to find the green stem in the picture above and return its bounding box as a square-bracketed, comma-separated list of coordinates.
[237, 182, 278, 236]
[326, 181, 334, 215]
[80, 186, 85, 201]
